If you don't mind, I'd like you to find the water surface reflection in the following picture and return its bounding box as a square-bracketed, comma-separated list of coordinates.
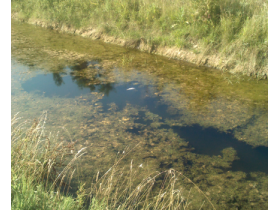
[21, 64, 268, 175]
[12, 19, 268, 209]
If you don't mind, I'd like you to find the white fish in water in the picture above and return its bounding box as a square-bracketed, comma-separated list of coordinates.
[126, 87, 135, 90]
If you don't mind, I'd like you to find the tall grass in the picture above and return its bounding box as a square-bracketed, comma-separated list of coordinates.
[11, 112, 216, 209]
[11, 0, 268, 76]
[11, 111, 87, 209]
[89, 163, 216, 209]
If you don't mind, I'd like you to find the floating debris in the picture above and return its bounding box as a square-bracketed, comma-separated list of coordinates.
[127, 87, 135, 90]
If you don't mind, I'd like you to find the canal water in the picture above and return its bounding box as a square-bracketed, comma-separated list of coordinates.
[12, 20, 268, 209]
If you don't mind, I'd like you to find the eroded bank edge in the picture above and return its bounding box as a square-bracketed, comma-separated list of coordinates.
[11, 14, 268, 79]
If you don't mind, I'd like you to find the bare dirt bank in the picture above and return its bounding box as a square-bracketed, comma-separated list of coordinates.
[12, 14, 267, 79]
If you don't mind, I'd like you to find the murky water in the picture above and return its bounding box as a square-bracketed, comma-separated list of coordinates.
[12, 20, 268, 209]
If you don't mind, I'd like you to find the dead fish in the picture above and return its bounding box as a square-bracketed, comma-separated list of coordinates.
[126, 87, 135, 90]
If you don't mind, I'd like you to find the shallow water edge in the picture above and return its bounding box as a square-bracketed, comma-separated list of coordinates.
[11, 15, 268, 79]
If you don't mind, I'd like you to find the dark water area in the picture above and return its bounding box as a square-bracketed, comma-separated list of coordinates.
[171, 125, 268, 174]
[22, 67, 268, 175]
[130, 118, 268, 174]
[22, 73, 92, 97]
[22, 72, 156, 110]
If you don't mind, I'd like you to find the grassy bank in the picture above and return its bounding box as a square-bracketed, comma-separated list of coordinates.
[11, 0, 267, 78]
[11, 112, 215, 209]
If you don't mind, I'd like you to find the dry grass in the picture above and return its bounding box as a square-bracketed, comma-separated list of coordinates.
[87, 144, 216, 209]
[11, 111, 86, 190]
[11, 111, 87, 209]
[11, 112, 216, 209]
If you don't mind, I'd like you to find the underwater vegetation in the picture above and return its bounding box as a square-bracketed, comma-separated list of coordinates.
[11, 19, 268, 209]
[11, 112, 267, 209]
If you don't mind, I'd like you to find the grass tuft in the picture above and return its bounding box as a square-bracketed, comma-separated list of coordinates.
[11, 0, 268, 77]
[11, 111, 87, 209]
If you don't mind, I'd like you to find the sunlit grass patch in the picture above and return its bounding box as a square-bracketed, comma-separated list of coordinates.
[12, 0, 268, 77]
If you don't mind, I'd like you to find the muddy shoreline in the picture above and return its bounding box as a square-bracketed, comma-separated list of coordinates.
[11, 14, 267, 79]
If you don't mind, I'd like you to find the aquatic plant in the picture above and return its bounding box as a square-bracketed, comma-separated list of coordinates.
[11, 22, 268, 209]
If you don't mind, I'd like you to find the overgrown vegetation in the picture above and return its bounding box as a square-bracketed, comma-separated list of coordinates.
[11, 111, 87, 209]
[11, 112, 215, 209]
[11, 0, 268, 77]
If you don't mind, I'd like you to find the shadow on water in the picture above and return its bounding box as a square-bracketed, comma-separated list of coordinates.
[21, 61, 268, 176]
